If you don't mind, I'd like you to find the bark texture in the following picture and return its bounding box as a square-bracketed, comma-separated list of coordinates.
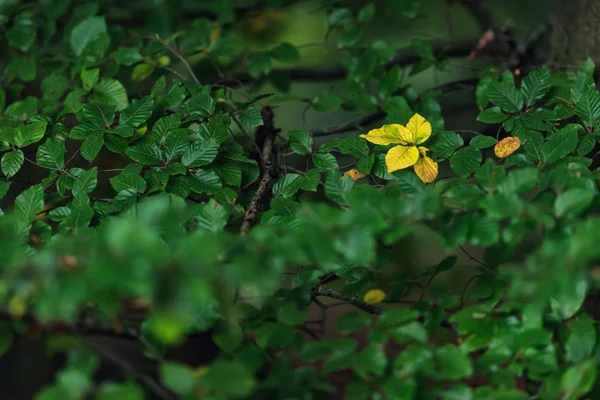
[550, 0, 600, 67]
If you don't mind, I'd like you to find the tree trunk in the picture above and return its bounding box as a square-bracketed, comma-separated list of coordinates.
[550, 0, 600, 67]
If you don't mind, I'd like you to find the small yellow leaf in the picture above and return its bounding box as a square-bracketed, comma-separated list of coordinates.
[404, 113, 432, 145]
[494, 136, 521, 158]
[210, 26, 221, 43]
[8, 295, 27, 319]
[360, 124, 410, 146]
[414, 151, 438, 184]
[344, 169, 365, 180]
[364, 289, 386, 305]
[385, 145, 419, 173]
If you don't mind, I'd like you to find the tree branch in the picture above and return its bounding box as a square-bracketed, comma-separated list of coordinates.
[309, 78, 478, 137]
[219, 39, 477, 86]
[240, 106, 278, 235]
[312, 286, 383, 315]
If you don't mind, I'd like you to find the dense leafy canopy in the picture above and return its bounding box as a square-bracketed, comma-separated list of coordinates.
[0, 0, 599, 399]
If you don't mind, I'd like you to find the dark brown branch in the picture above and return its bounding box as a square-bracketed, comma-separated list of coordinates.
[459, 0, 497, 32]
[312, 286, 383, 315]
[220, 39, 477, 86]
[309, 78, 479, 137]
[240, 106, 278, 235]
[0, 308, 139, 341]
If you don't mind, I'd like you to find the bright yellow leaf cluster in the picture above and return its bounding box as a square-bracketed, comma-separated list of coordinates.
[360, 113, 438, 183]
[363, 288, 386, 305]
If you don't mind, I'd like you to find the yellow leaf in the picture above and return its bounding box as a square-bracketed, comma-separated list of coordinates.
[364, 289, 386, 305]
[360, 124, 410, 146]
[404, 113, 432, 145]
[385, 145, 419, 173]
[210, 26, 221, 43]
[344, 169, 365, 180]
[494, 136, 521, 158]
[8, 295, 26, 319]
[413, 149, 438, 184]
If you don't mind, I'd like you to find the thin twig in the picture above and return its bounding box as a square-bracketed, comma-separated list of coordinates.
[311, 286, 382, 315]
[154, 34, 200, 84]
[309, 78, 478, 137]
[81, 335, 175, 400]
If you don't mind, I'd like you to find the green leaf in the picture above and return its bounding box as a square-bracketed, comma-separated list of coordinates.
[577, 134, 595, 156]
[41, 74, 69, 102]
[288, 130, 313, 155]
[561, 360, 596, 399]
[212, 163, 242, 186]
[6, 18, 36, 52]
[469, 136, 497, 149]
[312, 94, 344, 112]
[247, 53, 271, 78]
[80, 132, 104, 162]
[70, 16, 107, 56]
[554, 188, 595, 217]
[0, 181, 10, 200]
[195, 199, 229, 232]
[520, 67, 551, 107]
[435, 345, 473, 381]
[476, 107, 508, 123]
[390, 321, 428, 343]
[379, 309, 420, 327]
[273, 174, 303, 198]
[190, 169, 222, 194]
[486, 81, 523, 113]
[36, 139, 65, 169]
[575, 84, 600, 127]
[83, 103, 115, 127]
[96, 382, 144, 400]
[119, 96, 154, 128]
[378, 67, 402, 99]
[16, 122, 47, 147]
[339, 136, 370, 158]
[299, 169, 320, 191]
[204, 360, 255, 397]
[543, 125, 580, 165]
[565, 316, 597, 364]
[69, 123, 104, 140]
[313, 152, 339, 171]
[80, 68, 99, 91]
[270, 42, 300, 63]
[159, 362, 196, 395]
[188, 93, 215, 117]
[429, 131, 464, 156]
[91, 79, 129, 111]
[14, 184, 44, 223]
[112, 47, 143, 66]
[2, 150, 24, 178]
[357, 3, 375, 22]
[325, 171, 354, 206]
[335, 312, 372, 334]
[181, 140, 219, 168]
[212, 323, 243, 353]
[72, 167, 98, 198]
[238, 107, 263, 128]
[450, 147, 482, 177]
[126, 144, 164, 164]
